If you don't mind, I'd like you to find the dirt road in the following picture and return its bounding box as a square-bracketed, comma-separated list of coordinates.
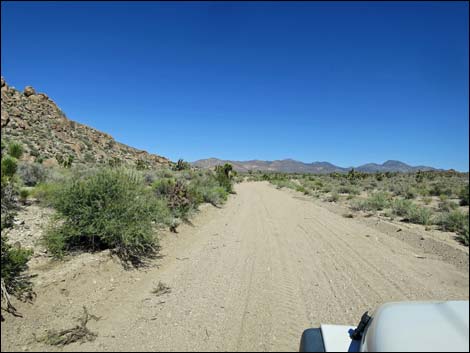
[2, 182, 469, 352]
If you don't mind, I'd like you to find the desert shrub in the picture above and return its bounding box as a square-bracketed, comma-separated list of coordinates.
[436, 210, 469, 240]
[153, 178, 193, 219]
[107, 156, 123, 167]
[459, 185, 469, 206]
[391, 183, 417, 199]
[1, 156, 18, 179]
[327, 192, 339, 202]
[1, 235, 32, 300]
[1, 141, 24, 230]
[366, 192, 391, 210]
[337, 185, 360, 195]
[153, 178, 177, 197]
[200, 186, 228, 205]
[186, 173, 228, 206]
[422, 196, 432, 205]
[404, 187, 417, 200]
[391, 198, 414, 217]
[271, 179, 297, 190]
[438, 200, 459, 212]
[19, 188, 30, 205]
[43, 168, 165, 264]
[36, 155, 45, 164]
[407, 206, 433, 225]
[84, 152, 96, 163]
[430, 183, 453, 197]
[351, 192, 391, 212]
[7, 142, 23, 159]
[31, 182, 62, 206]
[17, 162, 46, 186]
[295, 185, 310, 195]
[439, 194, 448, 202]
[1, 181, 18, 230]
[135, 159, 148, 170]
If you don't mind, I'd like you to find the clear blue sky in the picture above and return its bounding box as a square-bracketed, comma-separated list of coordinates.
[1, 1, 469, 170]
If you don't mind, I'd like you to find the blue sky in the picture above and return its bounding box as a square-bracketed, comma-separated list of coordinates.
[1, 1, 468, 170]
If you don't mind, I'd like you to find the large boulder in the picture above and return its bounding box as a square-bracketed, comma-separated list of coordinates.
[1, 77, 5, 87]
[23, 86, 36, 97]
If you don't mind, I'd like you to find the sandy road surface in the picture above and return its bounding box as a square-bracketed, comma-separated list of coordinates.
[2, 182, 469, 352]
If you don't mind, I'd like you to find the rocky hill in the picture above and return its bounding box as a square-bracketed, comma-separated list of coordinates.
[192, 158, 438, 174]
[355, 160, 436, 173]
[1, 77, 170, 168]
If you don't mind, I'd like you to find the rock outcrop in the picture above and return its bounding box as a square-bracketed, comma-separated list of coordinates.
[1, 77, 170, 167]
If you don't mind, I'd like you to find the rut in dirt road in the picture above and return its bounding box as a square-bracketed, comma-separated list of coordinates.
[3, 182, 469, 352]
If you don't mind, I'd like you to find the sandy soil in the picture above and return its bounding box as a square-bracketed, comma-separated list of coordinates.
[1, 182, 468, 352]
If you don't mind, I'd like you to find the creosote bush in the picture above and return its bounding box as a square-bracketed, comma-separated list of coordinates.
[1, 235, 32, 297]
[43, 168, 166, 264]
[437, 210, 469, 245]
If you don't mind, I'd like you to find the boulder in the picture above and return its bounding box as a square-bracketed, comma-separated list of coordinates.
[24, 86, 36, 97]
[1, 77, 5, 87]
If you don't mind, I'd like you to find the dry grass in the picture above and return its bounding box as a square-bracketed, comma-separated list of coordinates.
[38, 306, 100, 346]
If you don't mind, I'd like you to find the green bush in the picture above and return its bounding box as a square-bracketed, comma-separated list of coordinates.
[430, 183, 453, 197]
[1, 141, 24, 230]
[43, 168, 166, 264]
[1, 156, 18, 179]
[186, 174, 228, 206]
[391, 198, 414, 217]
[271, 179, 297, 190]
[391, 198, 433, 225]
[337, 185, 360, 195]
[1, 235, 32, 298]
[407, 206, 433, 225]
[19, 188, 30, 205]
[200, 186, 228, 205]
[437, 210, 469, 245]
[404, 187, 417, 200]
[327, 192, 339, 202]
[351, 192, 391, 212]
[8, 142, 23, 159]
[295, 185, 310, 195]
[1, 181, 18, 230]
[422, 196, 432, 205]
[31, 182, 62, 206]
[367, 192, 390, 210]
[438, 200, 458, 212]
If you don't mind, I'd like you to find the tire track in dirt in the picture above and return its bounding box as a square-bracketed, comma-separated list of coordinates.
[2, 182, 468, 352]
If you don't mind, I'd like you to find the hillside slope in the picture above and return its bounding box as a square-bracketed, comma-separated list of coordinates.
[1, 77, 170, 167]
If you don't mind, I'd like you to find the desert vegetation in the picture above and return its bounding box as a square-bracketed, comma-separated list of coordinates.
[32, 160, 234, 263]
[246, 169, 469, 246]
[1, 145, 235, 316]
[1, 140, 34, 317]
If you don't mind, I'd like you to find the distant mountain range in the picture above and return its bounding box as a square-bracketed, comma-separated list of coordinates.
[192, 158, 441, 174]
